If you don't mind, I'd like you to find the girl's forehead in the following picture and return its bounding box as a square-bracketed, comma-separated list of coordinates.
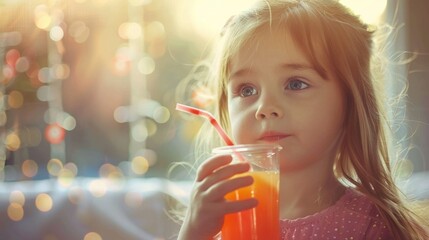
[225, 25, 334, 84]
[229, 28, 312, 68]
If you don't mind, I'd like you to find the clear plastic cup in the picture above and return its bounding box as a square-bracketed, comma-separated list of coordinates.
[212, 144, 282, 240]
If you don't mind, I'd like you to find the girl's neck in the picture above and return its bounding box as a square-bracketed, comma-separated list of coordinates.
[279, 165, 346, 220]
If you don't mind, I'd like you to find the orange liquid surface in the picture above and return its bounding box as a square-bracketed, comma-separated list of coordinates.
[221, 171, 279, 240]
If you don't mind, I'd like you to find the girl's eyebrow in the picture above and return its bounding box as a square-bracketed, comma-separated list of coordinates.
[281, 63, 328, 80]
[229, 68, 255, 80]
[230, 62, 315, 80]
[280, 63, 315, 71]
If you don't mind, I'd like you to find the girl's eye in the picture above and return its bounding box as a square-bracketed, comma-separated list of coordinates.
[239, 85, 258, 97]
[286, 79, 309, 90]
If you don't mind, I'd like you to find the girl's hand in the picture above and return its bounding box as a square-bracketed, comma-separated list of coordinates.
[178, 155, 258, 240]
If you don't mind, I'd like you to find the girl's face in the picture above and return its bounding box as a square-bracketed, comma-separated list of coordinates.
[227, 30, 346, 172]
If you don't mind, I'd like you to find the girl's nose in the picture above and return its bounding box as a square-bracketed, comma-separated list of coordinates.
[255, 103, 283, 120]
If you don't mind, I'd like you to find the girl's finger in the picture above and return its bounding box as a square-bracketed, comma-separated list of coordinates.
[199, 162, 251, 192]
[205, 175, 254, 201]
[196, 155, 232, 182]
[222, 198, 259, 214]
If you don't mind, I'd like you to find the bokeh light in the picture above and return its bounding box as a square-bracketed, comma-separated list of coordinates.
[7, 90, 24, 109]
[88, 179, 107, 198]
[5, 132, 21, 151]
[44, 109, 76, 131]
[6, 49, 20, 67]
[37, 86, 53, 101]
[152, 106, 170, 124]
[145, 21, 165, 42]
[7, 203, 24, 221]
[192, 86, 215, 108]
[35, 193, 53, 212]
[22, 159, 39, 178]
[37, 67, 51, 84]
[133, 148, 157, 168]
[2, 64, 16, 79]
[99, 163, 123, 179]
[131, 156, 149, 175]
[50, 64, 70, 80]
[34, 5, 52, 30]
[57, 168, 76, 187]
[9, 191, 26, 206]
[45, 123, 66, 144]
[15, 57, 30, 73]
[83, 232, 102, 240]
[49, 26, 64, 42]
[131, 123, 148, 142]
[137, 57, 155, 75]
[68, 21, 90, 43]
[64, 162, 78, 176]
[145, 119, 157, 136]
[60, 114, 77, 131]
[113, 106, 133, 123]
[47, 158, 63, 176]
[118, 22, 142, 40]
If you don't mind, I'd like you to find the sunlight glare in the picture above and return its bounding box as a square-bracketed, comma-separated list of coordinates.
[190, 0, 258, 38]
[340, 0, 387, 24]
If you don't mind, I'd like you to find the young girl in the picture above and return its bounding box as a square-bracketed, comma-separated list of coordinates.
[177, 0, 429, 239]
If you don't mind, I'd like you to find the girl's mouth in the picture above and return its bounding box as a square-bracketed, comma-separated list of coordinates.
[259, 132, 290, 142]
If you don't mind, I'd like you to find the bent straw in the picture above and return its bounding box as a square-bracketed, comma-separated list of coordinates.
[176, 103, 235, 146]
[176, 103, 246, 162]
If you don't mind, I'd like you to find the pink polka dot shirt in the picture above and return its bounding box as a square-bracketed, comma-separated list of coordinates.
[280, 188, 393, 239]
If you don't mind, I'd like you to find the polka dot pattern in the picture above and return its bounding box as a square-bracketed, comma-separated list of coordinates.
[280, 189, 392, 239]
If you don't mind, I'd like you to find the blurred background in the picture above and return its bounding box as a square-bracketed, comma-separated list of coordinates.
[0, 0, 428, 182]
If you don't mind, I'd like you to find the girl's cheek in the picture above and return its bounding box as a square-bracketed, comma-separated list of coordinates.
[230, 113, 252, 144]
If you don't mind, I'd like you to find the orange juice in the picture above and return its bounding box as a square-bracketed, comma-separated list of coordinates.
[221, 171, 279, 240]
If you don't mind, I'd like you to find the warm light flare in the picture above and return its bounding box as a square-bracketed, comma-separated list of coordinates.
[131, 156, 149, 175]
[188, 0, 258, 38]
[88, 179, 107, 197]
[7, 203, 24, 221]
[35, 193, 53, 212]
[22, 159, 39, 178]
[340, 0, 387, 24]
[45, 123, 66, 144]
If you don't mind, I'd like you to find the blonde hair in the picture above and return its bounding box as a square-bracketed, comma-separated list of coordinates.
[186, 0, 428, 239]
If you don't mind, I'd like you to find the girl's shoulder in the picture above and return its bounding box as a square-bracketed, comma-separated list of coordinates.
[280, 188, 392, 239]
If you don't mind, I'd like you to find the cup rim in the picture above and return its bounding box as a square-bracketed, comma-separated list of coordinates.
[212, 143, 282, 154]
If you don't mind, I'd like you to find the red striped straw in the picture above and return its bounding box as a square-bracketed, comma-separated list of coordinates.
[176, 103, 246, 162]
[176, 103, 235, 146]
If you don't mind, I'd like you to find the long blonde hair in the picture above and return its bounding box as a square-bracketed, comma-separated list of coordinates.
[189, 0, 428, 239]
